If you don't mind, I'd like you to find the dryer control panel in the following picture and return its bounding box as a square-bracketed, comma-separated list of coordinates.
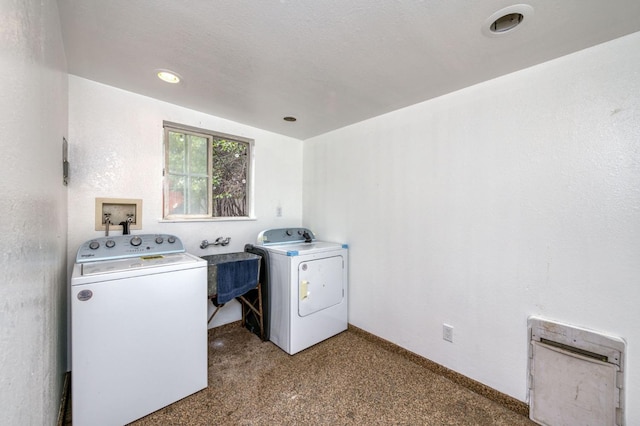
[257, 228, 316, 245]
[76, 234, 185, 263]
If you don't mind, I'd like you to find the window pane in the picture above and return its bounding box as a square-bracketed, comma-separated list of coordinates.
[168, 131, 186, 173]
[211, 138, 248, 217]
[187, 177, 208, 215]
[167, 175, 186, 215]
[188, 135, 207, 175]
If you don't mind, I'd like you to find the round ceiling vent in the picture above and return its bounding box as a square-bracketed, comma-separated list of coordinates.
[482, 4, 533, 37]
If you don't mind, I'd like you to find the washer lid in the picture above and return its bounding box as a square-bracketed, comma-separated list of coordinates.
[80, 253, 199, 276]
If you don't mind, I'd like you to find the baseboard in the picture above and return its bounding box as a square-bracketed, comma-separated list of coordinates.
[57, 371, 70, 426]
[347, 324, 529, 417]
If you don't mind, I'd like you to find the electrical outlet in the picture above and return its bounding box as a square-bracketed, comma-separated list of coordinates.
[443, 324, 454, 343]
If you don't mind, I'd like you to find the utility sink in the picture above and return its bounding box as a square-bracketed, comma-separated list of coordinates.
[200, 252, 261, 298]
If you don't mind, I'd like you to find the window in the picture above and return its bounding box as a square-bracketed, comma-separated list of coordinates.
[163, 122, 253, 220]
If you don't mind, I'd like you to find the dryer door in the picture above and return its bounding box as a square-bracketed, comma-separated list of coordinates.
[298, 255, 344, 317]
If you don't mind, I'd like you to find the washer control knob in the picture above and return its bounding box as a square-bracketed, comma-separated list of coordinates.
[167, 236, 176, 244]
[286, 230, 293, 236]
[89, 241, 100, 250]
[155, 236, 164, 244]
[130, 236, 142, 247]
[298, 230, 303, 235]
[105, 240, 116, 248]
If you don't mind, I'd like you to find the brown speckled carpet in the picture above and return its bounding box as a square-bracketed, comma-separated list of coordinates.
[125, 323, 535, 425]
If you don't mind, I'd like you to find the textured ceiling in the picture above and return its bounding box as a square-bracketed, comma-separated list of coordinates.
[57, 0, 640, 140]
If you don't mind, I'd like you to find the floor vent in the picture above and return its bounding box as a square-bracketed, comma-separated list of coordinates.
[528, 317, 625, 425]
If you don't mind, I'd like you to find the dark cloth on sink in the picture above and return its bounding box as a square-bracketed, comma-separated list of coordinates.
[216, 258, 259, 304]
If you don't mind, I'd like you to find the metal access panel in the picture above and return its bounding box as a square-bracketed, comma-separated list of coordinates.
[528, 317, 625, 426]
[298, 255, 344, 317]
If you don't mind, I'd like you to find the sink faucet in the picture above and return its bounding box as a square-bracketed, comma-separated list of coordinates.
[200, 237, 231, 249]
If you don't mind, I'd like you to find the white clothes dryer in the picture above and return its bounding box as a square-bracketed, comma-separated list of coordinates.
[256, 228, 348, 355]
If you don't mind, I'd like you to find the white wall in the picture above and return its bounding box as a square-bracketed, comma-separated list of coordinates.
[68, 76, 303, 328]
[303, 31, 640, 422]
[0, 1, 68, 424]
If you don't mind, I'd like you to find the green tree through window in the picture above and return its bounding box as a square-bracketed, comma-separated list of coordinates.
[211, 137, 248, 217]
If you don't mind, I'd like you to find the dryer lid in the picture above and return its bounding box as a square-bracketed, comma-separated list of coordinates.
[264, 241, 347, 256]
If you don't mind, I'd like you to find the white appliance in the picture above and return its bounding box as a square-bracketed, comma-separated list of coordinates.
[257, 228, 348, 355]
[71, 234, 208, 426]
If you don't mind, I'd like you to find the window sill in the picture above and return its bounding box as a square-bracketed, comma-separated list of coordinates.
[159, 216, 257, 223]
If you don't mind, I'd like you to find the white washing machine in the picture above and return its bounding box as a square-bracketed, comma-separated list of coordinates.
[71, 234, 208, 426]
[257, 228, 348, 355]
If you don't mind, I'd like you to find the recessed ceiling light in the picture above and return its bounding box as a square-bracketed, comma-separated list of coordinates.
[283, 116, 297, 122]
[491, 13, 523, 33]
[157, 70, 182, 84]
[482, 4, 533, 37]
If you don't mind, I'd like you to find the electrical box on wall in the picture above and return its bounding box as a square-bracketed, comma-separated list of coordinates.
[95, 198, 142, 232]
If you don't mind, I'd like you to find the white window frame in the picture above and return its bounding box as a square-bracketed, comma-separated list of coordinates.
[162, 121, 255, 221]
